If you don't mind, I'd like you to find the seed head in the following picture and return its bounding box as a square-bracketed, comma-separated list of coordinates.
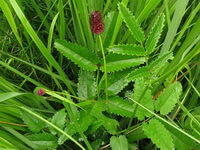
[90, 11, 104, 34]
[36, 88, 45, 96]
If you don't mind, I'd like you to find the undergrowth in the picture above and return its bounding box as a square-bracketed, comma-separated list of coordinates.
[0, 0, 200, 150]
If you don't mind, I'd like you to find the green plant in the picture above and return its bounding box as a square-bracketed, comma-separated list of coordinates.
[0, 0, 199, 149]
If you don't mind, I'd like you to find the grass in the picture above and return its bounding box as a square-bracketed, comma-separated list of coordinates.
[0, 0, 199, 149]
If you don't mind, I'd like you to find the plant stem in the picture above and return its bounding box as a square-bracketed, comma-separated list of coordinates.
[96, 68, 100, 99]
[99, 35, 108, 103]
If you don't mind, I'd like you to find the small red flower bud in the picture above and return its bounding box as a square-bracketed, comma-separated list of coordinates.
[90, 11, 104, 34]
[36, 88, 45, 96]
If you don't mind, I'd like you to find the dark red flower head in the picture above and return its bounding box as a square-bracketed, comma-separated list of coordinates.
[36, 88, 45, 96]
[90, 11, 104, 34]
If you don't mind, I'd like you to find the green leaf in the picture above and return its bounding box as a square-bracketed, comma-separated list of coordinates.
[102, 11, 115, 45]
[20, 107, 84, 149]
[171, 134, 196, 150]
[50, 109, 67, 135]
[0, 137, 18, 149]
[107, 96, 134, 117]
[20, 109, 45, 133]
[127, 127, 147, 142]
[145, 13, 165, 55]
[142, 119, 175, 150]
[149, 52, 173, 72]
[0, 0, 22, 47]
[0, 92, 27, 103]
[126, 66, 150, 81]
[101, 54, 145, 72]
[160, 119, 200, 150]
[78, 69, 97, 99]
[110, 135, 128, 150]
[27, 133, 58, 149]
[118, 3, 145, 43]
[155, 82, 182, 115]
[9, 0, 74, 95]
[133, 78, 154, 120]
[101, 69, 132, 96]
[91, 103, 119, 134]
[108, 44, 145, 56]
[58, 107, 95, 145]
[55, 40, 99, 71]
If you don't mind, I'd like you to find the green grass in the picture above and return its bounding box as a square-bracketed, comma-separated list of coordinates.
[0, 0, 199, 149]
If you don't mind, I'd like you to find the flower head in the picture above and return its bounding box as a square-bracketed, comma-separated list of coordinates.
[90, 11, 104, 34]
[36, 88, 45, 96]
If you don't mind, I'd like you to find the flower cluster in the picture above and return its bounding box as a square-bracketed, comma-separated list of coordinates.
[90, 11, 104, 34]
[36, 88, 45, 96]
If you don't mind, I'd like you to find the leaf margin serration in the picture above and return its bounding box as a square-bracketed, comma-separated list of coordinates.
[55, 40, 98, 71]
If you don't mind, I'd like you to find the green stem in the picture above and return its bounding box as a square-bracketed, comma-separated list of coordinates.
[96, 68, 100, 99]
[99, 35, 108, 103]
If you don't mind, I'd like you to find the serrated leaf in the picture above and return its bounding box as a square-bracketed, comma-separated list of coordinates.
[149, 52, 173, 72]
[133, 78, 154, 120]
[27, 133, 58, 149]
[78, 69, 97, 99]
[118, 3, 145, 43]
[20, 109, 45, 133]
[50, 109, 67, 135]
[58, 106, 95, 144]
[160, 119, 200, 150]
[142, 119, 174, 150]
[91, 103, 119, 134]
[101, 54, 145, 72]
[108, 44, 145, 56]
[107, 96, 134, 117]
[145, 13, 165, 55]
[171, 134, 195, 150]
[86, 120, 103, 134]
[110, 135, 128, 150]
[101, 69, 132, 96]
[127, 127, 147, 142]
[126, 66, 150, 81]
[55, 40, 98, 71]
[155, 82, 182, 115]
